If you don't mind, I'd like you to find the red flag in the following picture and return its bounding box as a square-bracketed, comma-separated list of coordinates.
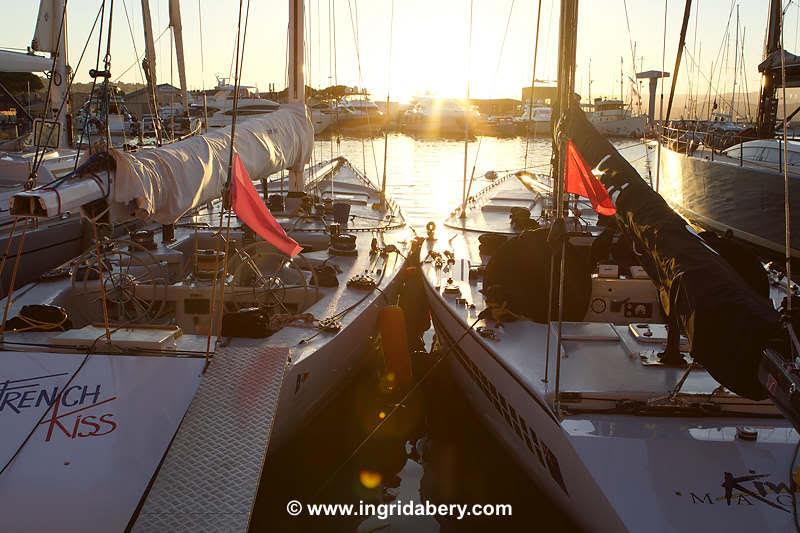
[230, 153, 303, 257]
[564, 139, 616, 216]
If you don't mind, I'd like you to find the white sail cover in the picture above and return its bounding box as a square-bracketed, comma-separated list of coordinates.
[108, 103, 313, 224]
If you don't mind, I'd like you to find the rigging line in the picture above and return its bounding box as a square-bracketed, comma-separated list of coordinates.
[654, 0, 667, 193]
[460, 0, 474, 218]
[380, 0, 395, 204]
[780, 6, 792, 315]
[464, 0, 517, 208]
[343, 0, 374, 179]
[681, 46, 746, 118]
[74, 0, 107, 169]
[0, 218, 19, 305]
[119, 0, 156, 128]
[621, 0, 639, 82]
[665, 0, 693, 123]
[0, 218, 30, 333]
[780, 13, 800, 530]
[206, 0, 250, 368]
[348, 0, 380, 181]
[95, 0, 116, 147]
[706, 0, 737, 113]
[111, 25, 170, 82]
[43, 2, 104, 153]
[524, 0, 544, 170]
[312, 315, 484, 500]
[31, 0, 69, 176]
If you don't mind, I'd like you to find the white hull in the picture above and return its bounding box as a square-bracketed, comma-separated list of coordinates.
[422, 172, 797, 532]
[0, 158, 410, 530]
[426, 289, 625, 531]
[590, 115, 647, 138]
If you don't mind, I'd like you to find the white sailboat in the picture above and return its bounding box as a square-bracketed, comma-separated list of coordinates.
[0, 0, 88, 296]
[421, 1, 799, 530]
[0, 1, 409, 529]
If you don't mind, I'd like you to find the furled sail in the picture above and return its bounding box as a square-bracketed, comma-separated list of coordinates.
[11, 103, 314, 224]
[0, 49, 52, 72]
[31, 0, 62, 53]
[564, 104, 780, 399]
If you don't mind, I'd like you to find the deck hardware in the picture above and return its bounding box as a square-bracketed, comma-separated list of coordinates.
[318, 317, 342, 332]
[347, 273, 377, 290]
[476, 326, 497, 340]
[735, 426, 758, 441]
[426, 221, 436, 240]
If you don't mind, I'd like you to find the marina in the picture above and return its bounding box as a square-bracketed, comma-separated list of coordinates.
[1, 0, 800, 532]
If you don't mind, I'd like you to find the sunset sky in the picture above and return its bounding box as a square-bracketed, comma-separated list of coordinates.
[1, 1, 795, 105]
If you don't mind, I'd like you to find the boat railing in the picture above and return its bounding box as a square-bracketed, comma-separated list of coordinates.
[658, 123, 800, 175]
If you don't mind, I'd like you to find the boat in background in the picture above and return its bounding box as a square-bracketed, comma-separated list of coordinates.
[584, 97, 646, 138]
[653, 0, 800, 260]
[401, 97, 480, 138]
[201, 77, 333, 135]
[328, 92, 386, 135]
[514, 103, 552, 136]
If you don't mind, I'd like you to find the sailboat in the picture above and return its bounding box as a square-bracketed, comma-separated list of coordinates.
[654, 0, 800, 260]
[0, 0, 210, 297]
[0, 1, 409, 529]
[0, 0, 89, 296]
[421, 1, 799, 530]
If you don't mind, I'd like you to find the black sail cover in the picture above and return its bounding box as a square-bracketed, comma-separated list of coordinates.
[565, 105, 780, 399]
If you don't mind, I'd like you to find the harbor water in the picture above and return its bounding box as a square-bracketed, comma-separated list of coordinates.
[257, 134, 651, 532]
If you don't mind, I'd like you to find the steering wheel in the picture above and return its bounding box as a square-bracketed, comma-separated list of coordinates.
[229, 241, 317, 313]
[71, 239, 169, 325]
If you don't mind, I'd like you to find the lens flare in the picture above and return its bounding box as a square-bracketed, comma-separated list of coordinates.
[359, 469, 382, 489]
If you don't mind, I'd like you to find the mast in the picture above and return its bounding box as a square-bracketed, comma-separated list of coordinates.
[620, 56, 623, 102]
[287, 0, 305, 193]
[141, 0, 162, 145]
[587, 57, 591, 104]
[756, 0, 782, 137]
[168, 0, 189, 111]
[32, 0, 71, 148]
[551, 0, 579, 412]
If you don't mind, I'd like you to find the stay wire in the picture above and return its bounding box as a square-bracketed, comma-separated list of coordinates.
[205, 0, 250, 370]
[523, 0, 543, 170]
[464, 0, 517, 206]
[74, 0, 108, 170]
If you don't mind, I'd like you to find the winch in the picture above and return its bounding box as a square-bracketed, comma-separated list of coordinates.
[193, 249, 226, 280]
[330, 233, 358, 256]
[130, 229, 157, 250]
